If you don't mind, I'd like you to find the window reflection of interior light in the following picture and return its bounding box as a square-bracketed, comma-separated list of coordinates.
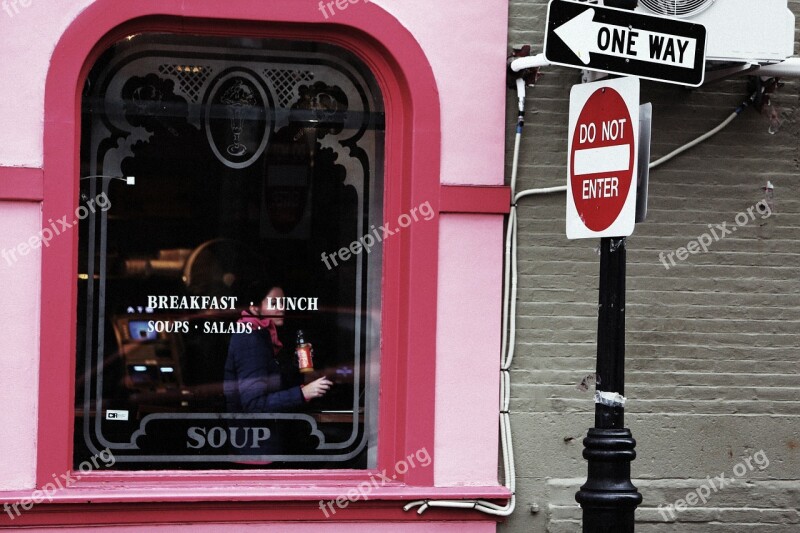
[161, 367, 174, 373]
[78, 274, 89, 280]
[133, 365, 147, 372]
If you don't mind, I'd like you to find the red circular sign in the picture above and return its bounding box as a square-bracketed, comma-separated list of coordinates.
[570, 87, 634, 232]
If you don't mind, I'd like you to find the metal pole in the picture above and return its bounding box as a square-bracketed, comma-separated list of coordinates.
[575, 237, 642, 531]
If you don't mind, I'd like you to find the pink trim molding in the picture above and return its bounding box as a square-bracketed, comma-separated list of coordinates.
[0, 167, 43, 201]
[440, 185, 511, 214]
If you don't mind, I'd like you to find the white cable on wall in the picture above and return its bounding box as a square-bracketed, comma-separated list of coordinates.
[649, 111, 738, 169]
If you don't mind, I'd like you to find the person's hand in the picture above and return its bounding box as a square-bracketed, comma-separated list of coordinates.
[302, 377, 333, 401]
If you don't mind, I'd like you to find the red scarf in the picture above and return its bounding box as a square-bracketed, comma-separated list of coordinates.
[237, 311, 283, 352]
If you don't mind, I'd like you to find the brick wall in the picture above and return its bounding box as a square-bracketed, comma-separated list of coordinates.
[503, 1, 800, 531]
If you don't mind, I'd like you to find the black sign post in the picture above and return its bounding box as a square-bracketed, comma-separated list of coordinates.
[544, 0, 707, 87]
[575, 236, 642, 532]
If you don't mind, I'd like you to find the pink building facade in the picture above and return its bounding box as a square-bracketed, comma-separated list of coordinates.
[0, 0, 511, 529]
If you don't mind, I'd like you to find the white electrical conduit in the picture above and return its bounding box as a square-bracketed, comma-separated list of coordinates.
[510, 53, 550, 72]
[404, 59, 750, 518]
[405, 75, 534, 518]
[650, 84, 763, 168]
[649, 111, 739, 169]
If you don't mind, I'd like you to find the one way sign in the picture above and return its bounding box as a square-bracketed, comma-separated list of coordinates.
[544, 0, 707, 87]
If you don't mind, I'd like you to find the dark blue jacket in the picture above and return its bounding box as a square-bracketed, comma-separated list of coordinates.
[224, 329, 305, 457]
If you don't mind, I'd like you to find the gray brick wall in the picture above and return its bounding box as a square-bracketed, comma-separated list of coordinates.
[503, 1, 800, 531]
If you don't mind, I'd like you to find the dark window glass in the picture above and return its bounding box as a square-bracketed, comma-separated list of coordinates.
[74, 33, 384, 470]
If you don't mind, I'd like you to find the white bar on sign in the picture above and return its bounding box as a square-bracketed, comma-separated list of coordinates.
[574, 145, 630, 175]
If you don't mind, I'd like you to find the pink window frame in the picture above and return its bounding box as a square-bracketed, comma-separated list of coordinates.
[37, 0, 447, 500]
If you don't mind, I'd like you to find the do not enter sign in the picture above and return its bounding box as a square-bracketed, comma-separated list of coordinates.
[566, 77, 639, 239]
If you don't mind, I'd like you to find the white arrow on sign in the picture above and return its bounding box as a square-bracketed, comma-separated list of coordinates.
[554, 8, 697, 69]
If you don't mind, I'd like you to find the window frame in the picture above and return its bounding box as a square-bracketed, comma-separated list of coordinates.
[39, 1, 441, 497]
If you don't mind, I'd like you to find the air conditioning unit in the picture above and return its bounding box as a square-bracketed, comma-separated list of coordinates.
[626, 0, 795, 63]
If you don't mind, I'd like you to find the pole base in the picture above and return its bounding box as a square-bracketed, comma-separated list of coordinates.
[575, 428, 642, 533]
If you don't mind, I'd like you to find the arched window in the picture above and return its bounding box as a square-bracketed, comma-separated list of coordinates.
[74, 33, 384, 469]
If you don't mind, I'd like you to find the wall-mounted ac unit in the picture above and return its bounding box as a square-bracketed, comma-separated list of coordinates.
[624, 0, 795, 63]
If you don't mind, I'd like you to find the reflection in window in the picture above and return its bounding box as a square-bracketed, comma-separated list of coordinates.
[74, 34, 384, 470]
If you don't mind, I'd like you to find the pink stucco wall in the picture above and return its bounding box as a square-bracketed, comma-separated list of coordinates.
[0, 0, 507, 492]
[0, 0, 508, 185]
[436, 216, 503, 486]
[0, 202, 40, 491]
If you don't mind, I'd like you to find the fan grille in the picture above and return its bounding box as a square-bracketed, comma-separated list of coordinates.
[639, 0, 713, 18]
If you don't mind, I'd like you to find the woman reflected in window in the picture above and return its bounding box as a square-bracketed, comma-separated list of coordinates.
[224, 281, 332, 456]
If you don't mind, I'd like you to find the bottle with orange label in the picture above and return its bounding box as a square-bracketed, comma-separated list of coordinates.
[295, 330, 314, 373]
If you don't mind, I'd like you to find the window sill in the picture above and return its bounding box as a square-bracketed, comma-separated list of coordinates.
[0, 482, 511, 505]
